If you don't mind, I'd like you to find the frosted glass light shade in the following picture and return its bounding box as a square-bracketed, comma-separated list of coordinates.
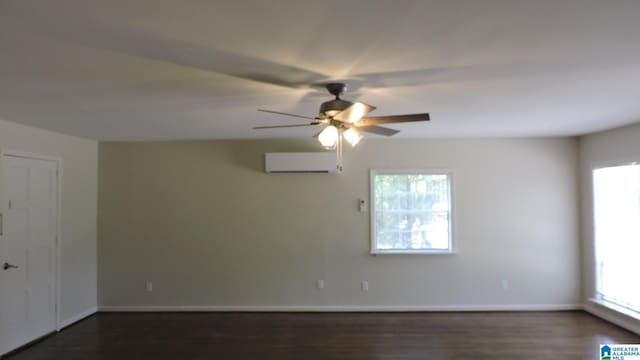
[318, 125, 339, 148]
[343, 128, 362, 146]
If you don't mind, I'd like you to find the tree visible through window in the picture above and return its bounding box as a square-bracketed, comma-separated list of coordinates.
[371, 170, 453, 254]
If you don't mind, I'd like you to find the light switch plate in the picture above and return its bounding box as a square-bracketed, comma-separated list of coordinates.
[362, 280, 369, 291]
[358, 198, 367, 212]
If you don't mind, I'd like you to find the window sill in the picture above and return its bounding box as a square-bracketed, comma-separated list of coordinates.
[588, 298, 640, 321]
[370, 249, 454, 255]
[586, 298, 640, 335]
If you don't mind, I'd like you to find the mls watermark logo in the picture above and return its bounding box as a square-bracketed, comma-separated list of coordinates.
[601, 344, 640, 360]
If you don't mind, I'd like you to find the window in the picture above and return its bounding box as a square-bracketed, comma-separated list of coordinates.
[593, 163, 640, 314]
[370, 170, 453, 254]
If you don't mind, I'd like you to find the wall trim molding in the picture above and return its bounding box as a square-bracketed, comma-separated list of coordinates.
[43, 302, 640, 336]
[98, 304, 583, 313]
[72, 302, 640, 336]
[59, 307, 98, 330]
[584, 300, 640, 335]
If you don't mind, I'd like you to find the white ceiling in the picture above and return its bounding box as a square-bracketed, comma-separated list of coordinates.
[2, 0, 640, 141]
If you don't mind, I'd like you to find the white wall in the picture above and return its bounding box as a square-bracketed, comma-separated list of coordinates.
[98, 137, 581, 310]
[580, 122, 640, 332]
[0, 119, 98, 324]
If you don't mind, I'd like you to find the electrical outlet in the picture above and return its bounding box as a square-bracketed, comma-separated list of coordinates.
[316, 279, 325, 289]
[362, 280, 369, 292]
[146, 281, 153, 292]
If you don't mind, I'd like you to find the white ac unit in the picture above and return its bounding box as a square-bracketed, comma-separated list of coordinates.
[265, 152, 339, 174]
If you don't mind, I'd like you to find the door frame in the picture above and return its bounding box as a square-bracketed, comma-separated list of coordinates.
[0, 149, 63, 337]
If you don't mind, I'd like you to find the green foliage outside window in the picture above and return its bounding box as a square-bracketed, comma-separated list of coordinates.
[373, 173, 451, 251]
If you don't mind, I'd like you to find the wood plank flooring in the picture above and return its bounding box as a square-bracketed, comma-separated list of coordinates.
[4, 311, 639, 359]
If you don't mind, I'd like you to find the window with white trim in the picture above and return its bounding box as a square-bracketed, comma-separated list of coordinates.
[593, 163, 640, 314]
[370, 170, 453, 254]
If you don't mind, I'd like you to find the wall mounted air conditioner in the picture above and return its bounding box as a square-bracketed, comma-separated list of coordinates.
[265, 152, 339, 174]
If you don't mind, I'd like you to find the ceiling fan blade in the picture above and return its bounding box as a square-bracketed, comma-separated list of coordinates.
[253, 122, 321, 129]
[333, 102, 376, 123]
[356, 113, 430, 126]
[354, 62, 543, 88]
[258, 109, 319, 120]
[355, 125, 400, 136]
[14, 6, 328, 90]
[354, 69, 443, 88]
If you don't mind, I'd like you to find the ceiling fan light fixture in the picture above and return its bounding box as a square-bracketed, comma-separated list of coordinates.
[343, 127, 362, 146]
[255, 82, 431, 171]
[318, 125, 339, 149]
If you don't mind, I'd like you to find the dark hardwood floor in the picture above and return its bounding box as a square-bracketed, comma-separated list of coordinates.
[4, 311, 639, 359]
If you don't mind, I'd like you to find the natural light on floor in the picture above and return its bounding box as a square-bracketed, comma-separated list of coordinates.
[593, 163, 640, 314]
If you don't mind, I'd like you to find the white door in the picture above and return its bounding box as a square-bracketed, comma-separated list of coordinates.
[0, 154, 58, 355]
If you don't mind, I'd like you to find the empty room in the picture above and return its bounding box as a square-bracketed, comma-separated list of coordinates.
[1, 0, 640, 359]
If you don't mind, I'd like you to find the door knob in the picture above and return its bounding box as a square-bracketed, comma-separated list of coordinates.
[3, 262, 18, 270]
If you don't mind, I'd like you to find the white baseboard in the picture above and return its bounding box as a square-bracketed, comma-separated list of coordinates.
[58, 306, 98, 330]
[98, 304, 582, 313]
[52, 303, 640, 336]
[584, 300, 640, 335]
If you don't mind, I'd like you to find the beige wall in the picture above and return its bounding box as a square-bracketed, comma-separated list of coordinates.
[0, 119, 98, 323]
[98, 137, 581, 309]
[579, 122, 640, 331]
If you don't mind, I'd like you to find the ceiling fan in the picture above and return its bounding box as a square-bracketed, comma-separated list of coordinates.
[254, 83, 430, 171]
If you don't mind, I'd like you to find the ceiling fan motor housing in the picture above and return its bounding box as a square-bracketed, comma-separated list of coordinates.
[319, 99, 353, 119]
